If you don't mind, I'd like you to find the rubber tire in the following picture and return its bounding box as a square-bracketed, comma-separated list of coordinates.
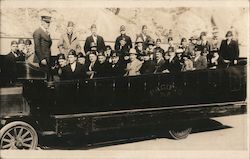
[168, 127, 192, 140]
[0, 121, 38, 150]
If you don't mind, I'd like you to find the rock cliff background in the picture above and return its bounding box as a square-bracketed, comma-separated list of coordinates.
[0, 7, 248, 56]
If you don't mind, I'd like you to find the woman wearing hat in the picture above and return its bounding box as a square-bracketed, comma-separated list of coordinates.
[124, 48, 143, 76]
[219, 31, 239, 64]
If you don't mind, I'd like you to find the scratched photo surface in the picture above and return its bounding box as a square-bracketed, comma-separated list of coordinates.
[0, 0, 249, 159]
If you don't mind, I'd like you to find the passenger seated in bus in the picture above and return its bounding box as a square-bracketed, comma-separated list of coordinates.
[95, 52, 112, 77]
[208, 49, 225, 69]
[60, 49, 86, 80]
[162, 47, 181, 73]
[86, 52, 98, 79]
[1, 40, 19, 85]
[124, 48, 143, 76]
[23, 39, 37, 66]
[192, 47, 207, 70]
[175, 48, 183, 61]
[16, 38, 26, 61]
[140, 52, 156, 74]
[165, 37, 175, 51]
[77, 52, 86, 65]
[181, 54, 193, 72]
[154, 49, 165, 73]
[135, 37, 144, 56]
[110, 51, 126, 76]
[104, 45, 112, 63]
[52, 53, 66, 79]
[188, 36, 198, 56]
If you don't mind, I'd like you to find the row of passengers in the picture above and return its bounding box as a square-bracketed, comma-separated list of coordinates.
[56, 45, 225, 80]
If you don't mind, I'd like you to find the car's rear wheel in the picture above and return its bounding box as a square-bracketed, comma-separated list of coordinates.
[0, 121, 38, 150]
[169, 127, 192, 140]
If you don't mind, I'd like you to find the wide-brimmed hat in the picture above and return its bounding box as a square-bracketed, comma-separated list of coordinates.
[135, 37, 144, 44]
[41, 16, 51, 23]
[68, 49, 77, 57]
[77, 52, 85, 58]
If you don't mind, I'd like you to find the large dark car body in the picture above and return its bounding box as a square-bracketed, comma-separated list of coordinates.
[0, 58, 247, 149]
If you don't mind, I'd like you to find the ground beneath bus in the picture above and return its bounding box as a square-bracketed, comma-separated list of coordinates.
[39, 114, 247, 150]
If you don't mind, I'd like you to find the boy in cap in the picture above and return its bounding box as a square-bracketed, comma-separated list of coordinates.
[125, 48, 143, 76]
[57, 21, 81, 57]
[33, 13, 52, 77]
[219, 31, 239, 64]
[60, 49, 86, 80]
[135, 25, 152, 50]
[84, 24, 105, 53]
[115, 25, 133, 55]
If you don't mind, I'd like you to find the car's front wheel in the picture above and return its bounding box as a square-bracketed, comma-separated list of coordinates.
[0, 121, 38, 150]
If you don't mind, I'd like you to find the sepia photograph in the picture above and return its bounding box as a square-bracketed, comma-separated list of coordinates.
[0, 0, 249, 158]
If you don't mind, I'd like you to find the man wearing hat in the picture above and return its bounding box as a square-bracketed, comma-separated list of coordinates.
[191, 47, 207, 70]
[154, 38, 165, 54]
[57, 21, 81, 57]
[140, 51, 156, 74]
[95, 52, 112, 77]
[125, 48, 143, 76]
[60, 49, 87, 80]
[135, 37, 144, 57]
[33, 14, 52, 76]
[86, 52, 98, 79]
[1, 41, 19, 84]
[115, 25, 133, 56]
[188, 35, 198, 57]
[84, 24, 105, 53]
[161, 47, 182, 73]
[135, 25, 152, 50]
[145, 38, 155, 60]
[209, 28, 221, 51]
[51, 53, 66, 77]
[207, 49, 225, 69]
[154, 48, 165, 73]
[110, 51, 126, 76]
[219, 31, 239, 64]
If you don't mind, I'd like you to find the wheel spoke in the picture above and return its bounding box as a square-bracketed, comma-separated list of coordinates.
[14, 128, 18, 137]
[2, 138, 12, 143]
[22, 137, 33, 142]
[17, 128, 24, 138]
[2, 143, 12, 149]
[21, 131, 30, 139]
[6, 132, 15, 140]
[22, 143, 32, 148]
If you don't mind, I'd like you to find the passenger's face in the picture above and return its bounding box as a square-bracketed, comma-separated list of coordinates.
[169, 51, 175, 57]
[129, 54, 137, 61]
[155, 52, 162, 60]
[11, 44, 18, 52]
[78, 57, 85, 65]
[58, 59, 66, 67]
[181, 40, 187, 46]
[98, 55, 106, 64]
[67, 26, 74, 34]
[169, 40, 174, 45]
[148, 45, 154, 49]
[112, 56, 119, 64]
[89, 54, 97, 63]
[192, 39, 197, 44]
[25, 44, 32, 51]
[137, 43, 143, 47]
[68, 55, 77, 64]
[164, 53, 170, 60]
[91, 28, 97, 36]
[201, 35, 207, 41]
[18, 44, 25, 51]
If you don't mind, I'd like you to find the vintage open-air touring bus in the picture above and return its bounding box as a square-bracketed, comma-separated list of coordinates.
[0, 58, 247, 150]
